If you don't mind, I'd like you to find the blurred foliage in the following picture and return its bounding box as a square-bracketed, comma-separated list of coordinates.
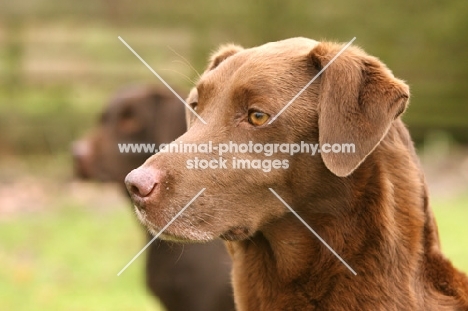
[0, 0, 468, 155]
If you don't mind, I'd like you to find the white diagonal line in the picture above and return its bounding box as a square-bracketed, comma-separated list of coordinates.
[268, 37, 356, 124]
[117, 188, 206, 276]
[269, 188, 357, 275]
[118, 36, 207, 124]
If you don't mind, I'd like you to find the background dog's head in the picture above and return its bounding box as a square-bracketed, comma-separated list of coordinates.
[125, 38, 409, 242]
[72, 85, 186, 184]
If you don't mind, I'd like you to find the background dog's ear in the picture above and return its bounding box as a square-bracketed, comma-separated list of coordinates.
[309, 42, 409, 177]
[206, 44, 244, 71]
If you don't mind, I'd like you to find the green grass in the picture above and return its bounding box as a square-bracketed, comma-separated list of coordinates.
[0, 203, 164, 311]
[0, 192, 466, 310]
[432, 194, 468, 273]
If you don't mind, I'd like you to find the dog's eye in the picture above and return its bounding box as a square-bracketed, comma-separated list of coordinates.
[190, 102, 198, 111]
[100, 112, 109, 124]
[121, 106, 135, 120]
[248, 110, 269, 126]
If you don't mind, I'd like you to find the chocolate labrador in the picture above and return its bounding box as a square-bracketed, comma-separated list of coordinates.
[125, 39, 468, 310]
[72, 85, 234, 311]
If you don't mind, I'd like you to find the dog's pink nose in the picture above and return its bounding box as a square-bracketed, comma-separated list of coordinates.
[71, 140, 91, 179]
[125, 167, 162, 199]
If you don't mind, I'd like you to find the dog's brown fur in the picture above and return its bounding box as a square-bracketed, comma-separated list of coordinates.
[126, 38, 468, 310]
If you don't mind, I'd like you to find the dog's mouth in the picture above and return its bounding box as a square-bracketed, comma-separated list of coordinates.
[131, 195, 148, 211]
[136, 207, 254, 242]
[135, 206, 219, 242]
[151, 230, 195, 243]
[136, 209, 192, 242]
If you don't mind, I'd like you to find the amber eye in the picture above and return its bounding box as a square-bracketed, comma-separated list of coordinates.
[248, 110, 269, 126]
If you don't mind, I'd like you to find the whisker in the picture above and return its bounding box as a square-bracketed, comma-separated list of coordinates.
[175, 243, 185, 263]
[167, 45, 201, 78]
[159, 68, 196, 86]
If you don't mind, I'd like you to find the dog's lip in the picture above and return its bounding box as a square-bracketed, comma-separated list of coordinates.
[147, 222, 195, 242]
[134, 209, 190, 241]
[130, 194, 150, 210]
[158, 232, 195, 242]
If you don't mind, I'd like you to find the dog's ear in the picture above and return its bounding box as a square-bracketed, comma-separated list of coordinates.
[206, 44, 244, 71]
[309, 42, 409, 177]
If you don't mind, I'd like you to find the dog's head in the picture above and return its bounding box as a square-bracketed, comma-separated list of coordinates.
[125, 38, 409, 242]
[72, 85, 186, 184]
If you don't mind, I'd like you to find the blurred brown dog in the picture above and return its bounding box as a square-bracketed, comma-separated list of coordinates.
[125, 39, 468, 310]
[72, 85, 234, 311]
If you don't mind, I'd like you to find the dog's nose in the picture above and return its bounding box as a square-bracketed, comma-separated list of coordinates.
[71, 140, 91, 179]
[125, 167, 162, 199]
[72, 140, 90, 158]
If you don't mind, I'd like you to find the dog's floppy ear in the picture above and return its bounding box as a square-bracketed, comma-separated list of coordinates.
[309, 42, 409, 177]
[206, 44, 244, 71]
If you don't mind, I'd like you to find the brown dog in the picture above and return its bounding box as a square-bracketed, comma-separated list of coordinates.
[72, 85, 234, 311]
[125, 39, 468, 310]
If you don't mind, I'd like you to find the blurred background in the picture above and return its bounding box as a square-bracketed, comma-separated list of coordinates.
[0, 0, 467, 310]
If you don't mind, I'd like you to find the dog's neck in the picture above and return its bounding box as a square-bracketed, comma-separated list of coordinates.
[226, 124, 444, 310]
